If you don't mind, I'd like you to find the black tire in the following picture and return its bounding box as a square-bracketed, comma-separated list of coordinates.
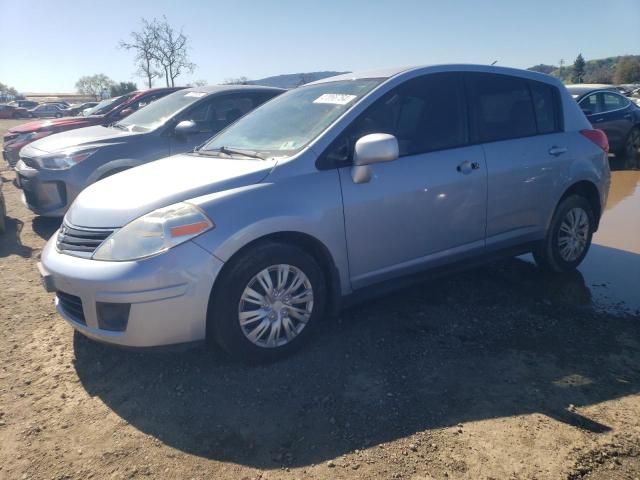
[208, 242, 327, 362]
[0, 196, 6, 234]
[533, 195, 595, 272]
[620, 127, 640, 160]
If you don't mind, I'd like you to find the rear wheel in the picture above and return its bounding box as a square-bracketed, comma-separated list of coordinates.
[534, 195, 595, 272]
[622, 127, 640, 160]
[208, 242, 326, 362]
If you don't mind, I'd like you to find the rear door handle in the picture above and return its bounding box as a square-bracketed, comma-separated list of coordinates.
[593, 117, 605, 123]
[624, 113, 632, 119]
[456, 161, 480, 173]
[549, 146, 568, 157]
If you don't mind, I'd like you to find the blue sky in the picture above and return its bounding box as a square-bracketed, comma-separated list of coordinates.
[1, 0, 639, 92]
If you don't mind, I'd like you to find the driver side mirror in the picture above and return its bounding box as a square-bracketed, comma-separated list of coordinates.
[119, 108, 134, 117]
[581, 108, 593, 116]
[174, 120, 198, 136]
[351, 133, 399, 184]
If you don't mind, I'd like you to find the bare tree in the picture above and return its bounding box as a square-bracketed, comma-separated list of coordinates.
[119, 19, 161, 88]
[153, 16, 195, 87]
[75, 74, 115, 100]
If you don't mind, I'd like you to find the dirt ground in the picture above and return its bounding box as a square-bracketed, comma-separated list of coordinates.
[1, 118, 640, 480]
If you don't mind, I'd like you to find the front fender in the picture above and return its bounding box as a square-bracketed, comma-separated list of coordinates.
[189, 171, 351, 295]
[85, 159, 142, 184]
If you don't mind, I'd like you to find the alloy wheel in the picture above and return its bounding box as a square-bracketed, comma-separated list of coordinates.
[557, 207, 590, 262]
[238, 264, 314, 348]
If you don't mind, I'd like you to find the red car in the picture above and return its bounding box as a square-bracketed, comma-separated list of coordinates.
[2, 87, 183, 167]
[0, 104, 29, 119]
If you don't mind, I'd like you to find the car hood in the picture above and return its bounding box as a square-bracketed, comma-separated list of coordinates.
[9, 116, 104, 134]
[66, 154, 275, 228]
[24, 125, 140, 154]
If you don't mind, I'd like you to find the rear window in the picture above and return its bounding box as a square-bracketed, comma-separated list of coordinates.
[467, 72, 537, 143]
[529, 80, 561, 134]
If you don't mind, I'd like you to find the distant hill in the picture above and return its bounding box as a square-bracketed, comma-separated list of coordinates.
[250, 71, 348, 89]
[528, 55, 640, 84]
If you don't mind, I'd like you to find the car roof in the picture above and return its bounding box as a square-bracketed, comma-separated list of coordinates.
[565, 84, 618, 96]
[307, 64, 564, 86]
[178, 85, 285, 95]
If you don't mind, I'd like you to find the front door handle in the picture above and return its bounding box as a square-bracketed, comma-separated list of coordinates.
[549, 146, 568, 157]
[456, 161, 480, 173]
[593, 117, 605, 123]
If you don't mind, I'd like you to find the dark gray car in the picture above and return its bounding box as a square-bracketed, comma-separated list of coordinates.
[14, 85, 284, 216]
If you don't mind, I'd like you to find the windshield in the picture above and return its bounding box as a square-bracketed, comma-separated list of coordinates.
[200, 78, 383, 157]
[84, 96, 126, 116]
[115, 90, 208, 132]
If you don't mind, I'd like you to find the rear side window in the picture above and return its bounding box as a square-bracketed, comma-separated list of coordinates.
[602, 92, 629, 112]
[467, 73, 537, 143]
[529, 81, 561, 134]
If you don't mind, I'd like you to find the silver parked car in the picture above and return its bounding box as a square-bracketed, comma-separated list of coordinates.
[15, 85, 283, 216]
[39, 65, 610, 361]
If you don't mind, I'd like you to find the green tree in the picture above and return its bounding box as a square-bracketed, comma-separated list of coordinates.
[75, 74, 115, 100]
[571, 54, 586, 84]
[110, 81, 138, 96]
[614, 56, 640, 83]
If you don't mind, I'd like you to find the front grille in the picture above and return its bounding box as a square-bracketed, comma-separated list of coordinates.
[57, 291, 86, 324]
[56, 223, 114, 255]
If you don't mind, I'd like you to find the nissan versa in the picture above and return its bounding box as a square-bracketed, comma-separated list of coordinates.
[39, 65, 610, 361]
[15, 85, 283, 217]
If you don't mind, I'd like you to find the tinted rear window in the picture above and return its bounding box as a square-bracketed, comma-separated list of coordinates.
[467, 72, 537, 143]
[529, 80, 561, 134]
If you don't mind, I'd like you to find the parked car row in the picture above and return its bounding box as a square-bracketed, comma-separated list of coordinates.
[2, 87, 181, 167]
[2, 65, 609, 361]
[1, 99, 98, 120]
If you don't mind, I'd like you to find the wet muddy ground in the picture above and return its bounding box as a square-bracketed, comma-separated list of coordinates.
[1, 118, 639, 479]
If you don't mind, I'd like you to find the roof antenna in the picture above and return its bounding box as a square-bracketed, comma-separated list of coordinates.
[490, 60, 498, 66]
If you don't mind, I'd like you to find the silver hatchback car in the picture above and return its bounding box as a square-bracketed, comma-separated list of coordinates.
[39, 65, 610, 361]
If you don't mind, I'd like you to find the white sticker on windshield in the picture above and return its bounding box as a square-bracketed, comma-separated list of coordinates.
[185, 92, 207, 98]
[313, 94, 357, 105]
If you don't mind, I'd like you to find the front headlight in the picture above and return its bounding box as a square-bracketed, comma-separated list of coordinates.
[37, 149, 97, 170]
[92, 202, 214, 261]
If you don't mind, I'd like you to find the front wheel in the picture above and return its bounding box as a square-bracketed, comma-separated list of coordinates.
[534, 195, 595, 272]
[208, 242, 327, 362]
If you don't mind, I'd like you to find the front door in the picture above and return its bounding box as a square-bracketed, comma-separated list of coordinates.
[335, 73, 487, 288]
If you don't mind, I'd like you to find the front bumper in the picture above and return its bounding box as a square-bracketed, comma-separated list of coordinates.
[14, 161, 75, 216]
[40, 236, 224, 347]
[3, 142, 26, 168]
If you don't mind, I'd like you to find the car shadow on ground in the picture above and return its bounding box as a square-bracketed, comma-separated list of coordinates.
[31, 216, 61, 241]
[0, 216, 32, 258]
[73, 249, 640, 469]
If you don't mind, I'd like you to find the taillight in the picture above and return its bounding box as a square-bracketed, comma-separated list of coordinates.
[580, 129, 609, 153]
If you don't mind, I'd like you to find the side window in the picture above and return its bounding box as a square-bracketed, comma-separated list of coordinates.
[134, 94, 161, 111]
[602, 92, 629, 112]
[529, 81, 561, 134]
[467, 72, 537, 143]
[323, 72, 467, 165]
[579, 93, 600, 114]
[183, 95, 256, 132]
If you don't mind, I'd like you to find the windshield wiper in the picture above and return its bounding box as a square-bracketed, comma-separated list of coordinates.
[207, 146, 265, 160]
[110, 123, 129, 131]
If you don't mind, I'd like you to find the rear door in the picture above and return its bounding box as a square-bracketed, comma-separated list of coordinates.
[466, 72, 565, 249]
[335, 72, 487, 288]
